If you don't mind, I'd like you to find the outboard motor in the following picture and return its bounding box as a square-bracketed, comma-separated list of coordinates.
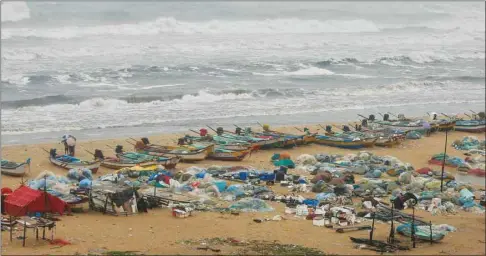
[368, 114, 375, 121]
[433, 113, 437, 120]
[383, 114, 390, 121]
[235, 127, 242, 135]
[342, 125, 351, 132]
[141, 137, 150, 145]
[361, 119, 368, 127]
[177, 138, 185, 145]
[398, 114, 405, 120]
[94, 149, 104, 160]
[216, 127, 224, 136]
[50, 148, 57, 158]
[325, 125, 332, 133]
[115, 145, 124, 154]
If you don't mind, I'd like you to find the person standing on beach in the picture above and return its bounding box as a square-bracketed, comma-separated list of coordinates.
[61, 135, 77, 156]
[422, 121, 431, 137]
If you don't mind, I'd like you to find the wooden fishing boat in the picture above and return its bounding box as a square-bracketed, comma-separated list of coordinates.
[133, 138, 214, 162]
[430, 120, 456, 131]
[100, 157, 179, 170]
[208, 149, 252, 161]
[371, 120, 426, 133]
[454, 120, 486, 133]
[49, 155, 101, 173]
[375, 134, 405, 147]
[315, 136, 377, 149]
[1, 158, 31, 177]
[138, 146, 212, 162]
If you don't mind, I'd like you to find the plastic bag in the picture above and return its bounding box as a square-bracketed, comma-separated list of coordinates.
[229, 198, 274, 212]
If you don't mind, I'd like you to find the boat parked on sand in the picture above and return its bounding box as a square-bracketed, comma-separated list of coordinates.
[1, 158, 31, 176]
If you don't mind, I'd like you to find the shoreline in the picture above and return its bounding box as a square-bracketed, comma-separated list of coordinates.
[2, 101, 484, 146]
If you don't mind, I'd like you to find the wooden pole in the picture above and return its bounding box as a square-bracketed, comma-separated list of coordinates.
[388, 199, 395, 244]
[412, 206, 416, 248]
[22, 219, 27, 247]
[369, 212, 375, 243]
[429, 221, 433, 245]
[440, 130, 449, 192]
[9, 216, 13, 241]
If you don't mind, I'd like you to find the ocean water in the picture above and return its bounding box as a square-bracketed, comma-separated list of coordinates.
[1, 2, 485, 145]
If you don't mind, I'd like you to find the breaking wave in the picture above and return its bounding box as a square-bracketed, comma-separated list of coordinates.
[1, 17, 381, 39]
[3, 79, 478, 110]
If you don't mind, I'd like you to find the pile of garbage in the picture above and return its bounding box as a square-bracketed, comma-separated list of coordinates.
[428, 153, 469, 168]
[452, 136, 486, 151]
[27, 169, 93, 203]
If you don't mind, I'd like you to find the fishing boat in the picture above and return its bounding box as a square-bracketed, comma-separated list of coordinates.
[48, 149, 101, 173]
[134, 139, 213, 162]
[208, 148, 252, 161]
[186, 136, 256, 151]
[93, 149, 180, 170]
[454, 120, 486, 133]
[429, 119, 456, 131]
[219, 133, 290, 149]
[315, 135, 377, 149]
[1, 158, 31, 177]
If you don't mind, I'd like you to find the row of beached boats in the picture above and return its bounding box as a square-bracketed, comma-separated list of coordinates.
[360, 111, 486, 133]
[2, 111, 485, 177]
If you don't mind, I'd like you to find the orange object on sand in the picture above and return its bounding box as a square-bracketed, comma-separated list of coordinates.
[280, 152, 291, 160]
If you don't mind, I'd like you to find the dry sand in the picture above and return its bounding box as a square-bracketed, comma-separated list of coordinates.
[1, 125, 485, 255]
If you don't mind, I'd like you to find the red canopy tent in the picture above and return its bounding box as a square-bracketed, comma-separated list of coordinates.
[4, 185, 67, 217]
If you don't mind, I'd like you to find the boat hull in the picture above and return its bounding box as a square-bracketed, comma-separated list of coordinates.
[49, 157, 101, 173]
[208, 149, 251, 161]
[315, 137, 377, 149]
[101, 156, 179, 169]
[454, 124, 486, 133]
[138, 145, 213, 162]
[1, 163, 27, 177]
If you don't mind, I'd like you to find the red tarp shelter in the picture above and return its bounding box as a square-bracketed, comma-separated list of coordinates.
[3, 185, 67, 217]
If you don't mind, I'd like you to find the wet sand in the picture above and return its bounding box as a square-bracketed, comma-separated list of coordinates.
[1, 125, 485, 255]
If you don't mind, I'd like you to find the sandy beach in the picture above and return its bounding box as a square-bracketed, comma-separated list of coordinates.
[1, 124, 485, 255]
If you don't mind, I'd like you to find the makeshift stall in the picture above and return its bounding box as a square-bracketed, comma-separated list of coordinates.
[3, 185, 66, 246]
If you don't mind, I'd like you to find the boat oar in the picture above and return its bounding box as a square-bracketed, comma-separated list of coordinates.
[378, 112, 384, 118]
[189, 129, 200, 135]
[294, 127, 303, 132]
[233, 124, 241, 128]
[357, 114, 368, 120]
[106, 144, 115, 150]
[256, 121, 264, 128]
[84, 149, 95, 156]
[41, 148, 50, 154]
[206, 125, 217, 133]
[440, 113, 451, 119]
[470, 109, 477, 114]
[128, 137, 137, 142]
[464, 113, 473, 119]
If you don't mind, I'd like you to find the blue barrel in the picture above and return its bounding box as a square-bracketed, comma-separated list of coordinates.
[239, 172, 248, 180]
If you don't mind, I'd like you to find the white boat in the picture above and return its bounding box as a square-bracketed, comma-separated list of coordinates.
[1, 158, 31, 177]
